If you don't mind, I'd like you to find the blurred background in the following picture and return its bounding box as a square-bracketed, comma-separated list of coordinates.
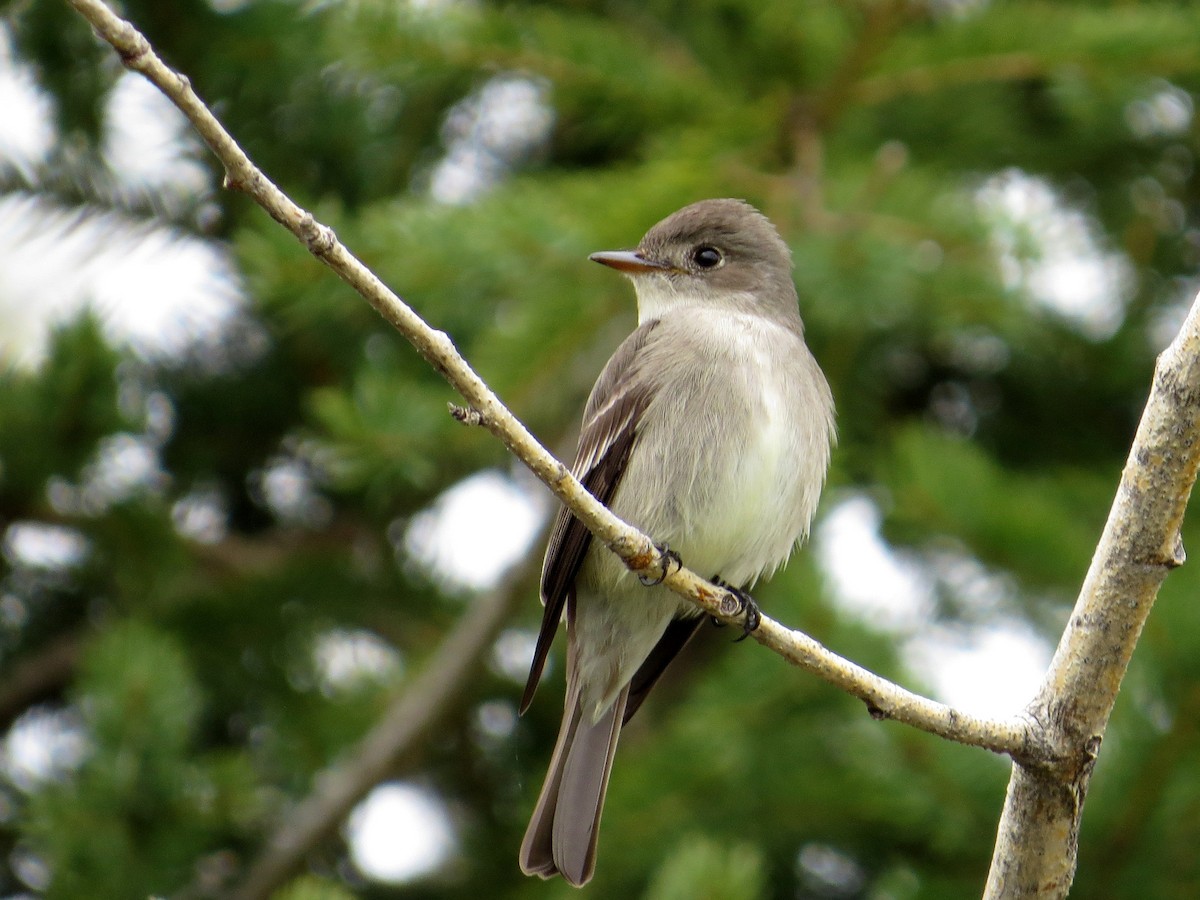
[1, 0, 1199, 897]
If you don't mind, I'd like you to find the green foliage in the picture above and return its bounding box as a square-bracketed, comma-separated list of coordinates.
[643, 835, 767, 900]
[277, 875, 360, 900]
[881, 426, 1107, 588]
[23, 621, 256, 898]
[2, 0, 1200, 897]
[0, 316, 125, 512]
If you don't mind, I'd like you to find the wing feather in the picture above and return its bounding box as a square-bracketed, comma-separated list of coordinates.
[519, 320, 662, 713]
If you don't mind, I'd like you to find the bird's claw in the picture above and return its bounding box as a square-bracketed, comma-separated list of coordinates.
[711, 576, 761, 641]
[638, 542, 682, 586]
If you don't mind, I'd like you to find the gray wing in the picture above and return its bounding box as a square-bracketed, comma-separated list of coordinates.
[519, 320, 661, 714]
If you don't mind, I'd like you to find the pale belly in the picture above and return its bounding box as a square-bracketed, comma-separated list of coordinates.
[675, 370, 802, 587]
[571, 378, 811, 720]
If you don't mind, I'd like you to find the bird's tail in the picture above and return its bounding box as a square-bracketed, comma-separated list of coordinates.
[519, 672, 628, 887]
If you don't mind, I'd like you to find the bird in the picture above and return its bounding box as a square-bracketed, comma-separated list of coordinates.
[518, 198, 835, 886]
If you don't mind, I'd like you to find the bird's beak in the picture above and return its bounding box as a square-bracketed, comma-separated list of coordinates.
[588, 250, 672, 274]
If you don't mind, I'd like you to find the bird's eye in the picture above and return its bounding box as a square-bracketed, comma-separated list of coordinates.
[692, 246, 722, 269]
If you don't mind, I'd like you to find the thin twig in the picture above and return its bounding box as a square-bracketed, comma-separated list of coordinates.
[852, 51, 1200, 108]
[0, 634, 81, 729]
[215, 566, 529, 900]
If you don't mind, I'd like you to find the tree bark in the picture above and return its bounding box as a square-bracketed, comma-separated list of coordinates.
[984, 293, 1200, 897]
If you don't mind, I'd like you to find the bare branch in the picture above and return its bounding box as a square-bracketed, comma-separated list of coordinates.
[211, 565, 528, 900]
[63, 0, 1029, 760]
[983, 287, 1200, 898]
[852, 52, 1200, 109]
[0, 634, 81, 730]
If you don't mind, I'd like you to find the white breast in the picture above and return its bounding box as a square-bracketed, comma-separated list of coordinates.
[682, 318, 816, 586]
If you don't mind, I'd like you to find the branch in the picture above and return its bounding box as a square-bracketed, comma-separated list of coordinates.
[851, 51, 1200, 108]
[0, 634, 81, 730]
[852, 53, 1047, 107]
[982, 287, 1200, 898]
[209, 565, 529, 900]
[63, 0, 1030, 760]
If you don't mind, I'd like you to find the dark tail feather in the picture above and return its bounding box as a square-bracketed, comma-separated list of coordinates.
[519, 679, 581, 879]
[519, 678, 628, 887]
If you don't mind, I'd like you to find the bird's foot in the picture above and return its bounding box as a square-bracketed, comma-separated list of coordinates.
[710, 576, 761, 642]
[638, 542, 682, 586]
